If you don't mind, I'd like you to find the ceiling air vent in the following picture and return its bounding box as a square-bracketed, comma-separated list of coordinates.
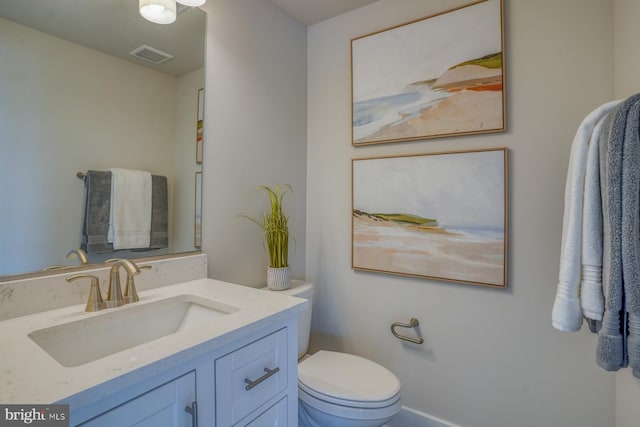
[129, 45, 174, 65]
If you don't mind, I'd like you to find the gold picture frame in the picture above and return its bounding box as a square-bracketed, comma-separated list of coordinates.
[351, 0, 506, 146]
[352, 148, 508, 288]
[194, 171, 202, 248]
[196, 88, 204, 164]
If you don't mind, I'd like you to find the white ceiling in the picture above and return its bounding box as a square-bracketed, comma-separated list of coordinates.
[0, 0, 376, 76]
[271, 0, 378, 26]
[0, 0, 205, 77]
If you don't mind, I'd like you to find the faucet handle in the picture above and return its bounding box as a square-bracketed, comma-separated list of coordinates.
[66, 274, 105, 312]
[124, 265, 151, 303]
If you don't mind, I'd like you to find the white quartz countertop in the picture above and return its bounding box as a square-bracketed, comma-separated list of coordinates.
[0, 278, 306, 405]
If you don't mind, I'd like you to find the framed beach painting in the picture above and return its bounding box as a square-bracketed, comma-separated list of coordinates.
[352, 148, 508, 288]
[351, 0, 505, 146]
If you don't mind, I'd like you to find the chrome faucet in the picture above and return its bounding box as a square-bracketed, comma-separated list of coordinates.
[105, 259, 140, 308]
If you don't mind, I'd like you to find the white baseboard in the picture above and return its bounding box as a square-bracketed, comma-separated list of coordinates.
[383, 406, 460, 427]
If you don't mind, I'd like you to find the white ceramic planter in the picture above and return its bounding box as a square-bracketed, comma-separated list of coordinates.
[267, 266, 291, 291]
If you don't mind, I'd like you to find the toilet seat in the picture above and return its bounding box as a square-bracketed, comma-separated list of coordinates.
[298, 351, 401, 409]
[298, 383, 401, 422]
[299, 381, 401, 410]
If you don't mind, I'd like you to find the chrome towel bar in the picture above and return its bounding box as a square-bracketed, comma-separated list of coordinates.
[390, 318, 424, 344]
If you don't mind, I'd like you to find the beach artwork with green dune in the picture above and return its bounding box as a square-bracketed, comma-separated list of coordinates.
[352, 149, 507, 287]
[351, 0, 504, 145]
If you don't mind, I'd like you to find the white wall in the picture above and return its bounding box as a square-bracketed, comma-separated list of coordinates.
[0, 17, 179, 274]
[173, 68, 205, 251]
[306, 1, 615, 426]
[613, 1, 640, 425]
[200, 0, 307, 286]
[614, 0, 640, 99]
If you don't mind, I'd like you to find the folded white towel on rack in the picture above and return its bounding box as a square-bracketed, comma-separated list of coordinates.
[107, 168, 152, 250]
[552, 100, 621, 333]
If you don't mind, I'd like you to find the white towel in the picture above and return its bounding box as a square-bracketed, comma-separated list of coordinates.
[552, 100, 621, 332]
[107, 168, 152, 250]
[581, 105, 621, 321]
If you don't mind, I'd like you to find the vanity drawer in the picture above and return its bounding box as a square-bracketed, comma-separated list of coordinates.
[236, 397, 287, 427]
[215, 328, 288, 425]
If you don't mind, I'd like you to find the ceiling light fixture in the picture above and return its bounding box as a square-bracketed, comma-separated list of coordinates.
[176, 0, 206, 7]
[139, 0, 177, 25]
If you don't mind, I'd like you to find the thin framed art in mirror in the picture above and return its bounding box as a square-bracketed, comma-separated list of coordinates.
[194, 171, 202, 248]
[350, 0, 505, 146]
[196, 88, 204, 164]
[352, 148, 508, 288]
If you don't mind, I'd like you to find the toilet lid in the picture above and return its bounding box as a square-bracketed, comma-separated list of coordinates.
[298, 351, 401, 403]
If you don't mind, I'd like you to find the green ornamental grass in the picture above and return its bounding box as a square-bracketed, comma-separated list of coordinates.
[241, 185, 291, 268]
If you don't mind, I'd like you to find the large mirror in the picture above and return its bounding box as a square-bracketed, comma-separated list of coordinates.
[0, 0, 206, 279]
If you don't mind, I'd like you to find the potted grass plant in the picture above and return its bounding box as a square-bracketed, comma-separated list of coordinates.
[241, 184, 292, 290]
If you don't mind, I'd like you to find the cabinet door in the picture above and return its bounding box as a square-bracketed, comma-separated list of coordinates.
[216, 328, 288, 425]
[79, 371, 196, 427]
[236, 397, 287, 427]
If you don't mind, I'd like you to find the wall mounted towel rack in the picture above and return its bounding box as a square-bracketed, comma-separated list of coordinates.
[390, 317, 424, 344]
[76, 171, 86, 179]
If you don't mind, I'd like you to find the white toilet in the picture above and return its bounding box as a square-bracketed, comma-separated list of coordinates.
[271, 281, 401, 427]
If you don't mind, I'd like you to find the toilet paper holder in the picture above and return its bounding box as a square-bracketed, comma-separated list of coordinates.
[390, 318, 424, 344]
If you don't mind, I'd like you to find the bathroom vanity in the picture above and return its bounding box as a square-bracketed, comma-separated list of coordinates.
[0, 278, 306, 426]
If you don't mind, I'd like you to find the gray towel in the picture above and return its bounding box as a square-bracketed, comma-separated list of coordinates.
[629, 314, 640, 377]
[596, 98, 635, 370]
[149, 175, 168, 249]
[621, 98, 640, 378]
[81, 170, 114, 253]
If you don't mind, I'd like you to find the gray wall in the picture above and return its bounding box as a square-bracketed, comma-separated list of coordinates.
[200, 0, 307, 286]
[306, 0, 615, 426]
[172, 68, 205, 252]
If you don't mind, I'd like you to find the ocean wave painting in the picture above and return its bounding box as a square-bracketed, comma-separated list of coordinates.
[352, 149, 508, 287]
[351, 0, 505, 145]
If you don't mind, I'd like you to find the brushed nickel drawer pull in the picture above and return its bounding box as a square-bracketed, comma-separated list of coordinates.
[184, 401, 198, 427]
[244, 367, 280, 391]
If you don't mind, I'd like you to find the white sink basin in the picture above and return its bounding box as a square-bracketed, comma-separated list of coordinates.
[28, 294, 239, 367]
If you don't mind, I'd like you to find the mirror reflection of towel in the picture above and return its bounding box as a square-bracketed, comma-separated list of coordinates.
[108, 168, 152, 250]
[81, 170, 113, 253]
[149, 175, 168, 249]
[81, 171, 169, 253]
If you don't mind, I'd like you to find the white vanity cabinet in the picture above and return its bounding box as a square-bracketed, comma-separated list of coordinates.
[79, 371, 197, 427]
[68, 323, 298, 427]
[0, 279, 305, 427]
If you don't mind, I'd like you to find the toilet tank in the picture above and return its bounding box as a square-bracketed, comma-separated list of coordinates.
[267, 280, 313, 359]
